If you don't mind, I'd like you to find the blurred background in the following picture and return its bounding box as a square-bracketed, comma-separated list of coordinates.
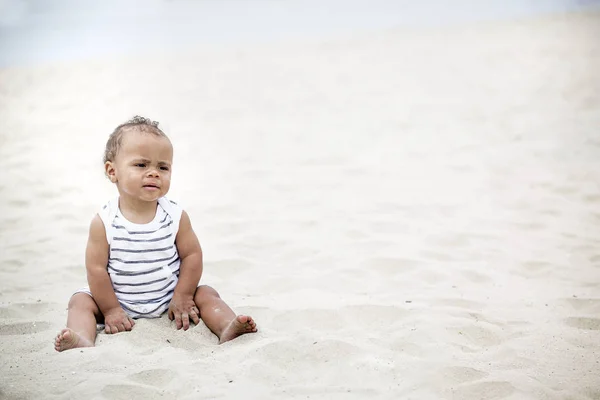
[2, 0, 600, 66]
[1, 0, 599, 271]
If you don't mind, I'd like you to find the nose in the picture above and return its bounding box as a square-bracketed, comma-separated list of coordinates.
[146, 168, 159, 178]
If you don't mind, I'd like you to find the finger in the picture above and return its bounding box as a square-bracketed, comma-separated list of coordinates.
[175, 313, 183, 330]
[129, 317, 135, 328]
[124, 319, 132, 331]
[182, 313, 190, 331]
[190, 310, 200, 325]
[107, 324, 117, 334]
[168, 309, 174, 321]
[118, 323, 126, 332]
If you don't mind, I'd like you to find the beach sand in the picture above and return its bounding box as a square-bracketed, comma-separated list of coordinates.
[1, 10, 599, 400]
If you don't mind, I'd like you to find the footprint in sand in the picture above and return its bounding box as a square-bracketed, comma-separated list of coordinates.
[101, 384, 173, 400]
[490, 351, 536, 371]
[0, 321, 51, 335]
[435, 366, 489, 388]
[128, 369, 176, 388]
[515, 260, 553, 278]
[388, 338, 424, 357]
[0, 258, 25, 273]
[447, 324, 504, 348]
[589, 254, 600, 263]
[539, 208, 561, 217]
[254, 339, 362, 369]
[7, 198, 30, 207]
[433, 298, 485, 311]
[0, 302, 51, 319]
[460, 269, 492, 283]
[446, 381, 516, 400]
[560, 297, 600, 314]
[271, 309, 344, 332]
[564, 317, 600, 331]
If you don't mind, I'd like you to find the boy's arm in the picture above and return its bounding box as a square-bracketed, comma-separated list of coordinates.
[86, 215, 134, 333]
[169, 210, 203, 330]
[173, 210, 203, 296]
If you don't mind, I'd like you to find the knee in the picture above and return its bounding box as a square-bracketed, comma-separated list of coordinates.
[68, 293, 94, 311]
[195, 285, 220, 300]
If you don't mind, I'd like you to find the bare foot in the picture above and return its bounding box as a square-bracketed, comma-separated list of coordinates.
[219, 315, 257, 344]
[54, 328, 93, 352]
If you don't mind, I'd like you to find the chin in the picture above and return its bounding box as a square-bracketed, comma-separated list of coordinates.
[140, 195, 161, 202]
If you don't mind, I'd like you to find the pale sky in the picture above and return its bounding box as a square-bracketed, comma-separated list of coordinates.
[1, 0, 599, 66]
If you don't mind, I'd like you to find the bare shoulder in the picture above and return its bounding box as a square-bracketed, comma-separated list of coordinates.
[86, 214, 109, 268]
[88, 214, 108, 245]
[175, 210, 201, 256]
[179, 209, 192, 229]
[177, 210, 195, 237]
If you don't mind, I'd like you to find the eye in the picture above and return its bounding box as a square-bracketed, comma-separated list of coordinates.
[135, 163, 146, 168]
[160, 166, 170, 171]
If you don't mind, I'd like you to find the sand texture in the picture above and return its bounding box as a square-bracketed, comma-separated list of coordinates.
[1, 11, 600, 400]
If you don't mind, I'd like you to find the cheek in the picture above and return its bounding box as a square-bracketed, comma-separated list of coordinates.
[162, 175, 172, 188]
[123, 169, 142, 182]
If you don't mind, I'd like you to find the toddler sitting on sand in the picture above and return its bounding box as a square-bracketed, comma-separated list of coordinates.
[55, 116, 257, 352]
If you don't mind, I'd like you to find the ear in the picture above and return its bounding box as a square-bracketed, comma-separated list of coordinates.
[105, 161, 118, 183]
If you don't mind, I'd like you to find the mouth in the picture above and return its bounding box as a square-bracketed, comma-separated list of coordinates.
[143, 184, 160, 190]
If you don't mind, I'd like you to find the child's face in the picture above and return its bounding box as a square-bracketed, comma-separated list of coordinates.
[105, 130, 173, 203]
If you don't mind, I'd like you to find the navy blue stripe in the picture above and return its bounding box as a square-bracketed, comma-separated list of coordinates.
[120, 289, 174, 304]
[111, 277, 167, 287]
[111, 220, 173, 235]
[111, 245, 174, 254]
[115, 280, 176, 295]
[113, 233, 172, 243]
[111, 266, 165, 276]
[109, 252, 178, 265]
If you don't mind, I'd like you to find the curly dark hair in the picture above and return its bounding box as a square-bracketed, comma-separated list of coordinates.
[103, 115, 169, 163]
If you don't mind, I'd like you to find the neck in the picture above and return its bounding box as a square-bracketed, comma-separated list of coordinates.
[118, 195, 158, 224]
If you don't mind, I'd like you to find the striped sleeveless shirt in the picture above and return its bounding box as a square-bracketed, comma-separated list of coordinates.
[76, 197, 182, 318]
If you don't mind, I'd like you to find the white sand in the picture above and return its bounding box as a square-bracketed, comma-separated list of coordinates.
[1, 10, 600, 400]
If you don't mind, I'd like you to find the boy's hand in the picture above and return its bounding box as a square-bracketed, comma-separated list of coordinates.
[103, 307, 135, 334]
[168, 293, 200, 331]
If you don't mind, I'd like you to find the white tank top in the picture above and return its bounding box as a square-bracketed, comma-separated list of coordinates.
[99, 197, 182, 318]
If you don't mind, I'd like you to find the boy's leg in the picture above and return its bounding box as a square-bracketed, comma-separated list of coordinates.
[194, 285, 257, 344]
[54, 293, 101, 352]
